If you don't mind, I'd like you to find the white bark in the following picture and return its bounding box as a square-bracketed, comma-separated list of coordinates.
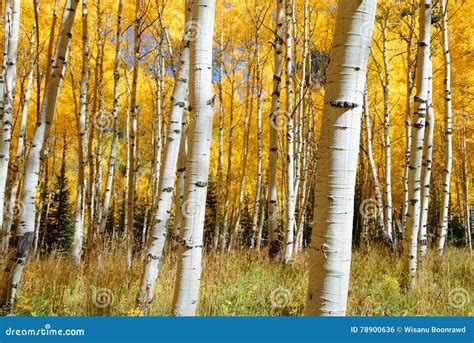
[304, 0, 376, 316]
[0, 0, 79, 309]
[267, 0, 285, 260]
[0, 0, 20, 241]
[172, 0, 215, 316]
[283, 0, 295, 264]
[418, 60, 434, 259]
[137, 0, 192, 314]
[437, 0, 453, 256]
[404, 0, 431, 284]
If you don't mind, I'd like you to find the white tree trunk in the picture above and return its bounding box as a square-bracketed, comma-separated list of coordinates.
[267, 0, 285, 260]
[304, 0, 376, 316]
[172, 0, 215, 316]
[71, 0, 90, 266]
[418, 60, 434, 259]
[137, 0, 192, 314]
[283, 0, 295, 264]
[437, 0, 453, 256]
[404, 0, 431, 284]
[98, 0, 123, 236]
[0, 0, 79, 309]
[0, 0, 20, 241]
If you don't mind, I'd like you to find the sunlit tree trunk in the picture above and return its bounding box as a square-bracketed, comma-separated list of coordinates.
[98, 0, 123, 236]
[460, 127, 471, 252]
[0, 0, 20, 241]
[71, 0, 89, 266]
[304, 0, 376, 316]
[172, 0, 215, 316]
[267, 0, 284, 260]
[137, 0, 192, 314]
[419, 60, 434, 260]
[404, 0, 431, 285]
[437, 0, 453, 257]
[0, 0, 79, 311]
[2, 19, 35, 253]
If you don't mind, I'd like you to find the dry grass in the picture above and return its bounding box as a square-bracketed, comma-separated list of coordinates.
[11, 245, 473, 316]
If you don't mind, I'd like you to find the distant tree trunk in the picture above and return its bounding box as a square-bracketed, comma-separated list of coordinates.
[419, 60, 434, 260]
[460, 126, 471, 252]
[363, 88, 385, 237]
[98, 0, 123, 236]
[267, 0, 284, 261]
[0, 0, 79, 311]
[304, 0, 376, 316]
[437, 0, 453, 257]
[0, 0, 20, 243]
[137, 0, 192, 314]
[71, 0, 89, 266]
[172, 0, 215, 316]
[404, 0, 431, 285]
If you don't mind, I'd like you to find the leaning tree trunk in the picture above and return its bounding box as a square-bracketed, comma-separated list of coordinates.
[0, 0, 20, 243]
[172, 0, 215, 316]
[137, 0, 192, 315]
[304, 0, 376, 316]
[437, 0, 453, 257]
[71, 0, 90, 266]
[404, 0, 431, 285]
[418, 59, 434, 260]
[267, 0, 285, 260]
[0, 0, 79, 311]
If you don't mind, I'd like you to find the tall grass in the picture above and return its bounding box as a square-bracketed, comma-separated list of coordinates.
[11, 244, 472, 316]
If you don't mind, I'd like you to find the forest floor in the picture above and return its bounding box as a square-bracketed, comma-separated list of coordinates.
[12, 246, 472, 316]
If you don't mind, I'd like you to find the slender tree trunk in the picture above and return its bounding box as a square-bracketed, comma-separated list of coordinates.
[460, 127, 471, 252]
[304, 0, 376, 316]
[404, 0, 431, 285]
[419, 60, 434, 260]
[0, 0, 79, 311]
[267, 0, 285, 260]
[437, 0, 453, 257]
[172, 0, 215, 316]
[0, 0, 20, 241]
[137, 0, 192, 314]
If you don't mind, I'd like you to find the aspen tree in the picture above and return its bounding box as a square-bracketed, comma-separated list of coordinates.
[0, 0, 79, 310]
[0, 0, 20, 240]
[404, 0, 431, 284]
[172, 0, 215, 316]
[304, 0, 376, 316]
[437, 0, 453, 256]
[137, 0, 193, 314]
[268, 0, 285, 260]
